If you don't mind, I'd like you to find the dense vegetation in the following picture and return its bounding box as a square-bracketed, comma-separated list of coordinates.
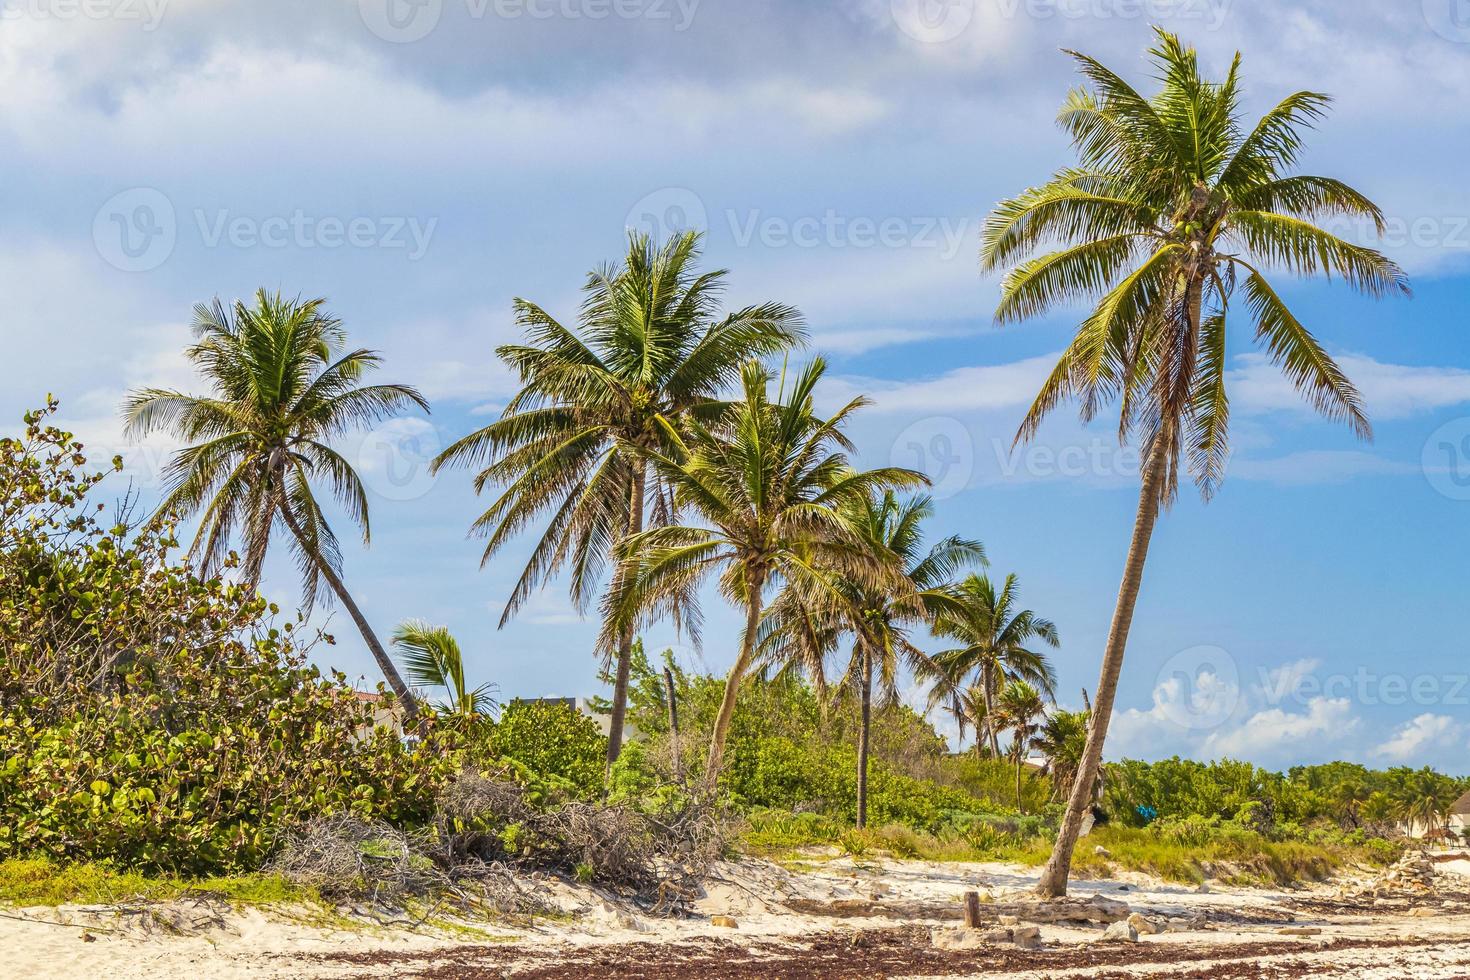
[0, 405, 1459, 901]
[0, 31, 1446, 907]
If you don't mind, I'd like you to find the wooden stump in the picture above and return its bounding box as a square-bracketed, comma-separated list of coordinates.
[964, 891, 983, 929]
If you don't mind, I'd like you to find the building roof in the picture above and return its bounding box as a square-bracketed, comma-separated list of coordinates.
[1450, 791, 1470, 816]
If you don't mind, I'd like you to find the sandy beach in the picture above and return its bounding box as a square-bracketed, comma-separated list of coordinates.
[8, 852, 1470, 979]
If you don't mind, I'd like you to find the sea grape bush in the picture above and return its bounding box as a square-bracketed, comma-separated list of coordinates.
[0, 403, 454, 874]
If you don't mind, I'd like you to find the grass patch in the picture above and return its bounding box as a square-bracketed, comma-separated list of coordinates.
[0, 857, 316, 908]
[739, 809, 1399, 889]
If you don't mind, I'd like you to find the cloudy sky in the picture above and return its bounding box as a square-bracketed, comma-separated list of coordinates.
[6, 0, 1470, 772]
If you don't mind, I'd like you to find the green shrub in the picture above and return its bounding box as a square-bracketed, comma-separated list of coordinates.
[0, 405, 454, 875]
[484, 700, 607, 800]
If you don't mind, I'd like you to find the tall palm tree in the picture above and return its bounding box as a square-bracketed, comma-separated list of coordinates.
[995, 680, 1046, 814]
[391, 620, 497, 717]
[608, 358, 925, 785]
[760, 491, 984, 828]
[926, 574, 1059, 757]
[432, 231, 804, 771]
[123, 290, 428, 720]
[981, 31, 1408, 897]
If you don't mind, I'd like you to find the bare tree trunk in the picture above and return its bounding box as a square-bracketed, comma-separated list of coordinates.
[605, 464, 647, 773]
[275, 492, 419, 726]
[856, 643, 873, 830]
[705, 568, 764, 786]
[664, 665, 683, 783]
[1033, 432, 1170, 898]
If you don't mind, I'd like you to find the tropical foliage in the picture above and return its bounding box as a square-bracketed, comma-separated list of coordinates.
[982, 29, 1408, 896]
[0, 406, 450, 873]
[606, 358, 925, 784]
[759, 491, 984, 826]
[431, 231, 804, 769]
[925, 574, 1059, 756]
[122, 290, 428, 718]
[391, 621, 497, 717]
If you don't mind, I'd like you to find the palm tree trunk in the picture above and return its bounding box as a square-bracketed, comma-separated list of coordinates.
[982, 664, 1000, 758]
[605, 463, 647, 773]
[856, 643, 873, 830]
[1015, 750, 1024, 814]
[276, 492, 420, 726]
[1033, 429, 1170, 898]
[705, 568, 765, 787]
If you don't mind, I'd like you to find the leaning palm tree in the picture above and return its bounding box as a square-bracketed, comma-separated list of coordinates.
[982, 31, 1409, 896]
[433, 231, 804, 770]
[607, 358, 925, 784]
[995, 681, 1046, 814]
[391, 620, 497, 717]
[123, 290, 428, 720]
[925, 574, 1059, 757]
[761, 491, 984, 827]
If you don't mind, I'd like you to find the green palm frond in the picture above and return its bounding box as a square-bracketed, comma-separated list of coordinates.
[984, 26, 1407, 500]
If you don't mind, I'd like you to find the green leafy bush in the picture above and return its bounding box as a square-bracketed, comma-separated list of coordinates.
[483, 700, 607, 800]
[0, 405, 453, 874]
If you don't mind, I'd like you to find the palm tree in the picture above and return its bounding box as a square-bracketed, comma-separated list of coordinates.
[981, 31, 1408, 897]
[761, 491, 984, 827]
[995, 680, 1046, 813]
[608, 358, 925, 785]
[432, 231, 804, 771]
[123, 290, 429, 720]
[926, 574, 1059, 757]
[1031, 707, 1090, 802]
[391, 620, 497, 717]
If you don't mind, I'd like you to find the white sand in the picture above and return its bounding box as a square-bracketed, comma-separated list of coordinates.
[6, 854, 1470, 978]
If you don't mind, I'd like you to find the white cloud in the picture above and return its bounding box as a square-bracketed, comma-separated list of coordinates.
[1230, 353, 1470, 422]
[1203, 697, 1358, 761]
[1106, 658, 1362, 768]
[1375, 714, 1467, 762]
[827, 354, 1055, 415]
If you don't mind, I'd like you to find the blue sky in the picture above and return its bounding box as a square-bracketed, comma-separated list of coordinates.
[4, 0, 1470, 771]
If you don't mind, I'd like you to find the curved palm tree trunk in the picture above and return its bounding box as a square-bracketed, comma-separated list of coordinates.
[1034, 430, 1170, 898]
[856, 643, 873, 830]
[605, 463, 647, 774]
[276, 494, 420, 726]
[705, 569, 765, 787]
